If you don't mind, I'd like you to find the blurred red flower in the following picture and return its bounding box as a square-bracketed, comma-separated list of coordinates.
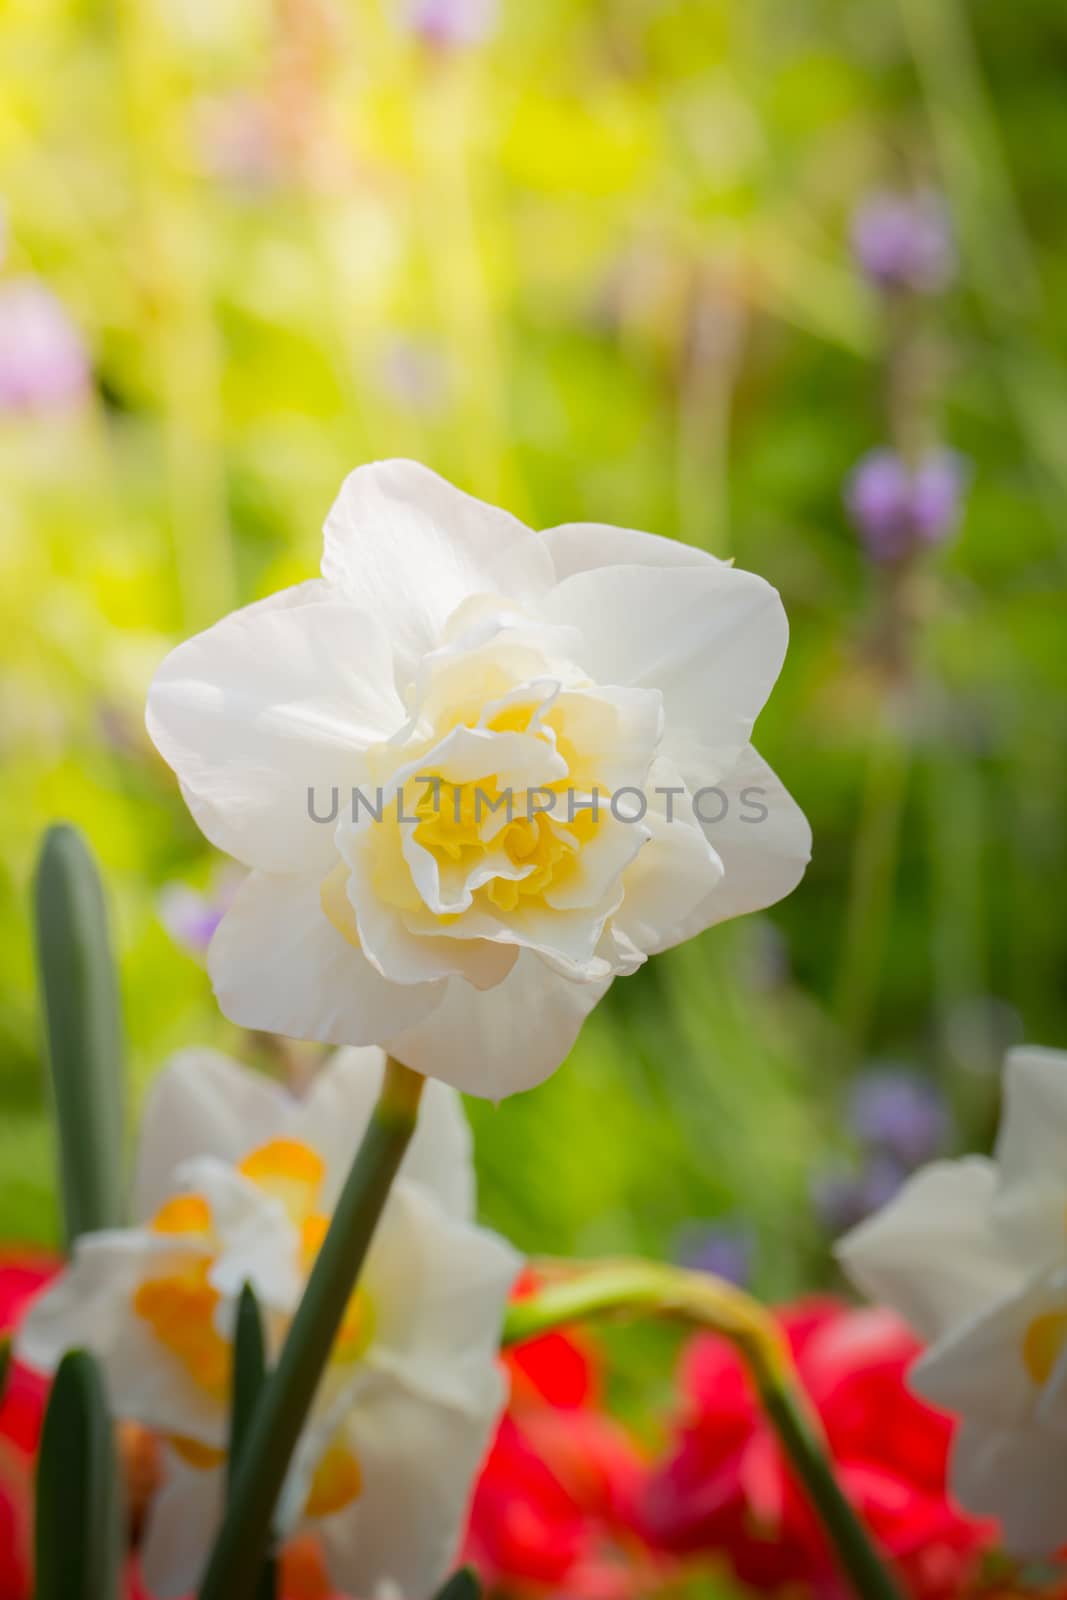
[641, 1296, 997, 1599]
[464, 1271, 658, 1598]
[0, 1253, 60, 1600]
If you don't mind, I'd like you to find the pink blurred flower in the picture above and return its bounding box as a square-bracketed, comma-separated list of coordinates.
[406, 0, 498, 49]
[0, 279, 90, 414]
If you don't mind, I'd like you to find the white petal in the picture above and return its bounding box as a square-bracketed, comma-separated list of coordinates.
[386, 951, 610, 1098]
[991, 1046, 1067, 1268]
[545, 684, 664, 794]
[17, 1232, 148, 1375]
[147, 587, 405, 873]
[350, 861, 521, 989]
[171, 1159, 303, 1314]
[663, 747, 812, 940]
[316, 1366, 508, 1600]
[362, 1181, 521, 1410]
[17, 1233, 225, 1445]
[292, 1049, 477, 1222]
[611, 786, 724, 956]
[541, 562, 788, 771]
[140, 1450, 223, 1599]
[321, 460, 553, 681]
[133, 1050, 293, 1222]
[541, 519, 725, 581]
[208, 870, 446, 1046]
[909, 1274, 1054, 1430]
[837, 1159, 1020, 1343]
[950, 1419, 1067, 1556]
[542, 811, 650, 914]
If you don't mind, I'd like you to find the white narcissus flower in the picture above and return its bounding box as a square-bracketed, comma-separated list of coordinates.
[17, 1048, 520, 1599]
[838, 1046, 1067, 1556]
[146, 460, 810, 1097]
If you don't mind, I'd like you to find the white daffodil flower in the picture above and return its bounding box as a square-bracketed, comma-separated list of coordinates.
[18, 1047, 521, 1598]
[838, 1045, 1067, 1556]
[145, 460, 810, 1097]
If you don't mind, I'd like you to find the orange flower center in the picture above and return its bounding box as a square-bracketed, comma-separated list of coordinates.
[132, 1135, 371, 1517]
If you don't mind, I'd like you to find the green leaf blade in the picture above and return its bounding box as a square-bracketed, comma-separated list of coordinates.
[35, 1348, 122, 1600]
[33, 825, 126, 1246]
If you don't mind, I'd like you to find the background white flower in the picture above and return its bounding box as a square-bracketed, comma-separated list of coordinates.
[18, 1047, 520, 1599]
[146, 459, 810, 1097]
[838, 1045, 1067, 1555]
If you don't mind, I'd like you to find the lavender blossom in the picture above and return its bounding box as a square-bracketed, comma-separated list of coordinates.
[406, 0, 497, 48]
[851, 191, 955, 295]
[813, 1153, 907, 1238]
[675, 1221, 753, 1287]
[377, 337, 448, 415]
[0, 278, 90, 413]
[845, 447, 967, 563]
[159, 870, 240, 961]
[849, 1067, 949, 1170]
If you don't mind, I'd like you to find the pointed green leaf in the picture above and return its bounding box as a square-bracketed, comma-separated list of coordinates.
[432, 1568, 483, 1600]
[34, 825, 126, 1246]
[35, 1348, 122, 1600]
[229, 1284, 267, 1490]
[229, 1286, 277, 1600]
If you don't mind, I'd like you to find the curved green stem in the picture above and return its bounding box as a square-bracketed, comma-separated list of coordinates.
[198, 1058, 425, 1600]
[504, 1260, 904, 1600]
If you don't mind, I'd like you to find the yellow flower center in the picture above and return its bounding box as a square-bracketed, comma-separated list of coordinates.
[1022, 1308, 1067, 1385]
[132, 1135, 371, 1517]
[320, 689, 612, 943]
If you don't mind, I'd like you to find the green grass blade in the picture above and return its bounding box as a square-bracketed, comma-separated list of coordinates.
[33, 825, 126, 1246]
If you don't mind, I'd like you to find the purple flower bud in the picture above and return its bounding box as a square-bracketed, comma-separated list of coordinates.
[812, 1153, 907, 1237]
[851, 190, 955, 294]
[377, 337, 448, 414]
[910, 453, 967, 546]
[0, 278, 90, 414]
[848, 1067, 950, 1170]
[845, 447, 967, 562]
[406, 0, 497, 48]
[159, 871, 240, 960]
[675, 1221, 753, 1288]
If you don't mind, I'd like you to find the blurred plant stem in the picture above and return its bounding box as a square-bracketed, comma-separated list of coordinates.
[505, 1261, 904, 1600]
[198, 1058, 424, 1600]
[834, 715, 911, 1058]
[414, 55, 514, 509]
[675, 273, 743, 559]
[897, 0, 1067, 546]
[115, 0, 236, 631]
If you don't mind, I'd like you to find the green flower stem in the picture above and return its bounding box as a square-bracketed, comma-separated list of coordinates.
[198, 1058, 425, 1600]
[503, 1260, 904, 1600]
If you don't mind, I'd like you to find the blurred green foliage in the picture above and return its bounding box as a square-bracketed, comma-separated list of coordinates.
[0, 0, 1065, 1351]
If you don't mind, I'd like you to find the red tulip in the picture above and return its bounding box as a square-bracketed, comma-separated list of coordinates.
[641, 1297, 996, 1599]
[0, 1252, 60, 1600]
[465, 1272, 660, 1598]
